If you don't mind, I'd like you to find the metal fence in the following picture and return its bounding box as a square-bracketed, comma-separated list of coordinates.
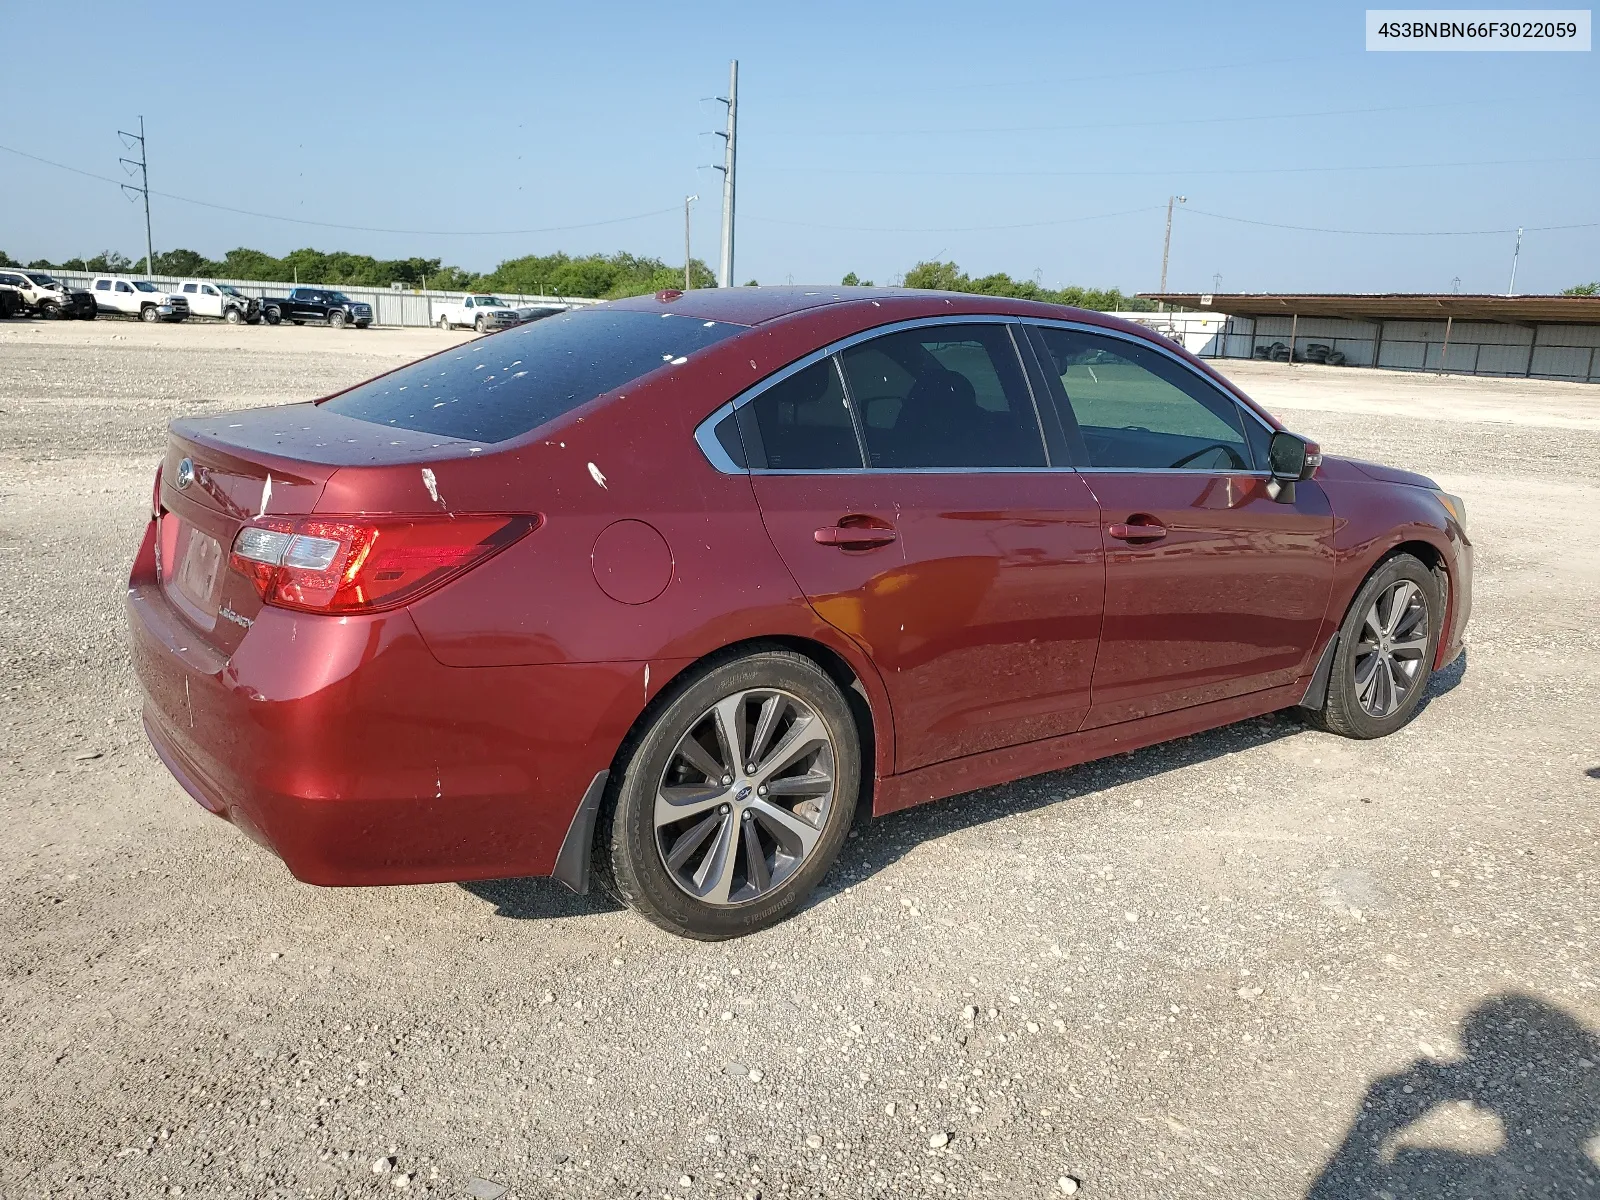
[39, 271, 601, 327]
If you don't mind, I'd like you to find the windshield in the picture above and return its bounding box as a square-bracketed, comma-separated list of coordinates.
[219, 285, 244, 297]
[24, 273, 58, 287]
[320, 309, 745, 443]
[472, 295, 506, 307]
[326, 292, 351, 304]
[132, 281, 160, 293]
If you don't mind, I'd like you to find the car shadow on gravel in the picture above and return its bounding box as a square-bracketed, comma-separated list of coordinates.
[458, 877, 623, 920]
[823, 650, 1472, 895]
[1305, 991, 1600, 1198]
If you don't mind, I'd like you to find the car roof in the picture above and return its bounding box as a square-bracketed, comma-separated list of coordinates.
[603, 284, 1132, 329]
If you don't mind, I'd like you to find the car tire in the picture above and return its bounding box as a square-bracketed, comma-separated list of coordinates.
[224, 308, 243, 325]
[78, 306, 96, 321]
[263, 307, 281, 326]
[1302, 553, 1442, 740]
[329, 311, 346, 330]
[140, 305, 160, 323]
[594, 649, 860, 940]
[292, 320, 304, 326]
[475, 315, 486, 333]
[40, 300, 62, 320]
[438, 315, 450, 330]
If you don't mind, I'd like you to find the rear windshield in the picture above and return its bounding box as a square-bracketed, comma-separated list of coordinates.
[320, 308, 746, 443]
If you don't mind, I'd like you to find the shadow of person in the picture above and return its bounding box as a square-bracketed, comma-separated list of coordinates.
[1307, 992, 1600, 1199]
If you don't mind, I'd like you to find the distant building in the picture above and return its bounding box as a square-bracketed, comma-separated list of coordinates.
[1140, 293, 1600, 383]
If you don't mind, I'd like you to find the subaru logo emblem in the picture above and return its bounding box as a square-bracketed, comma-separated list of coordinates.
[175, 457, 195, 490]
[735, 785, 752, 802]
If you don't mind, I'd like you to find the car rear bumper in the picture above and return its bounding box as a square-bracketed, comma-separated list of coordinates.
[126, 520, 648, 885]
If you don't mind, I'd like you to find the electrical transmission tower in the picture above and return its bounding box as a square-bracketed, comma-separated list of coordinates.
[118, 116, 153, 274]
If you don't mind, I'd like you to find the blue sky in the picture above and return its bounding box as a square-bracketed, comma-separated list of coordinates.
[2, 2, 1595, 293]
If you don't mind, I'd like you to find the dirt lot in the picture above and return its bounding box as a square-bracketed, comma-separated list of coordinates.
[2, 319, 1596, 1199]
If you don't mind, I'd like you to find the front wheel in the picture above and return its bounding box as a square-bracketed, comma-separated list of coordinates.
[224, 307, 243, 325]
[328, 311, 346, 330]
[139, 305, 160, 323]
[474, 315, 486, 333]
[1303, 553, 1441, 739]
[39, 300, 62, 320]
[596, 650, 860, 939]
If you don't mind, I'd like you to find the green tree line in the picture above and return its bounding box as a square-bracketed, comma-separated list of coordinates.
[890, 261, 1155, 311]
[1, 246, 717, 298]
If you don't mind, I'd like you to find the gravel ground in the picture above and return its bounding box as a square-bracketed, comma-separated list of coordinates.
[2, 320, 1597, 1200]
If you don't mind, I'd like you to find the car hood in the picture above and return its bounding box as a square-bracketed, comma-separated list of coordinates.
[1320, 453, 1439, 490]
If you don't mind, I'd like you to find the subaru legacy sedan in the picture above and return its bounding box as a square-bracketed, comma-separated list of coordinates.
[127, 287, 1470, 939]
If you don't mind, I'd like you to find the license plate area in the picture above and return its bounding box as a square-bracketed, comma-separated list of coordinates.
[160, 514, 223, 632]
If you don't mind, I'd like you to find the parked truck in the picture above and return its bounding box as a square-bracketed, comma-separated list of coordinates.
[91, 278, 190, 322]
[259, 287, 372, 329]
[433, 293, 520, 333]
[176, 280, 261, 324]
[0, 268, 97, 319]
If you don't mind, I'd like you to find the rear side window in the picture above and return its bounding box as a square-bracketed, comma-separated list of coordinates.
[747, 359, 862, 470]
[321, 309, 744, 443]
[838, 324, 1045, 469]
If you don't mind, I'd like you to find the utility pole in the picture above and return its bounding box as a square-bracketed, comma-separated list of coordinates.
[1507, 226, 1523, 296]
[684, 195, 698, 290]
[1158, 194, 1186, 311]
[713, 60, 738, 288]
[118, 116, 153, 274]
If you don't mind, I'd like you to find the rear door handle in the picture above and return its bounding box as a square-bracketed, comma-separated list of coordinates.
[814, 523, 897, 549]
[1108, 522, 1168, 542]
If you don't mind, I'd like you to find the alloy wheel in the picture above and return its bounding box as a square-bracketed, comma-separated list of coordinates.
[1353, 579, 1429, 718]
[654, 688, 836, 907]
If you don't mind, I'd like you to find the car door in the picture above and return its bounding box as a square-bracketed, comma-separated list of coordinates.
[113, 280, 136, 313]
[1026, 323, 1335, 728]
[199, 284, 223, 318]
[737, 318, 1105, 772]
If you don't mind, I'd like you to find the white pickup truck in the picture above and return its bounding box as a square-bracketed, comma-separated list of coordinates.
[91, 278, 190, 322]
[433, 293, 520, 333]
[176, 280, 261, 324]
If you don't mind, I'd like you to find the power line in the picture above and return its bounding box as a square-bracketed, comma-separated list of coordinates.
[754, 153, 1600, 180]
[1182, 207, 1600, 237]
[746, 205, 1165, 235]
[765, 97, 1508, 139]
[0, 143, 679, 237]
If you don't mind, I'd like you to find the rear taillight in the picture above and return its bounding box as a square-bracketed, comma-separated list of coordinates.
[228, 514, 536, 614]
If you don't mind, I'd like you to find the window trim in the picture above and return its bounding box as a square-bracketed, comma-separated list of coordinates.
[1024, 318, 1278, 475]
[693, 314, 1060, 475]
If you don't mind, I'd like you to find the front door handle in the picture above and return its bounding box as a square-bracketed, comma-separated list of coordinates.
[814, 521, 897, 549]
[1108, 521, 1168, 542]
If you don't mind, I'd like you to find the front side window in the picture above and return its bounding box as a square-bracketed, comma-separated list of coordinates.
[1032, 326, 1252, 471]
[746, 359, 861, 471]
[116, 282, 133, 293]
[838, 324, 1045, 469]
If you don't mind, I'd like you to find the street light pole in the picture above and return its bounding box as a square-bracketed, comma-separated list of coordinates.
[1159, 194, 1186, 311]
[1507, 226, 1523, 296]
[684, 195, 698, 290]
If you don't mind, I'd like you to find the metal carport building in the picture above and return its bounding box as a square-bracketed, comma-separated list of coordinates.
[1141, 293, 1600, 383]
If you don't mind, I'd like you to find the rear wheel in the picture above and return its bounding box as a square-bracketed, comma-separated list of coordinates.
[140, 305, 160, 323]
[438, 315, 450, 330]
[596, 650, 859, 939]
[1304, 553, 1441, 739]
[263, 307, 282, 326]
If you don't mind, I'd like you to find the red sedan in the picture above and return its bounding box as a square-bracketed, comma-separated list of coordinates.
[127, 288, 1471, 938]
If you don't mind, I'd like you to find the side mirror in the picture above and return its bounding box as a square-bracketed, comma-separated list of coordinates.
[1267, 431, 1321, 502]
